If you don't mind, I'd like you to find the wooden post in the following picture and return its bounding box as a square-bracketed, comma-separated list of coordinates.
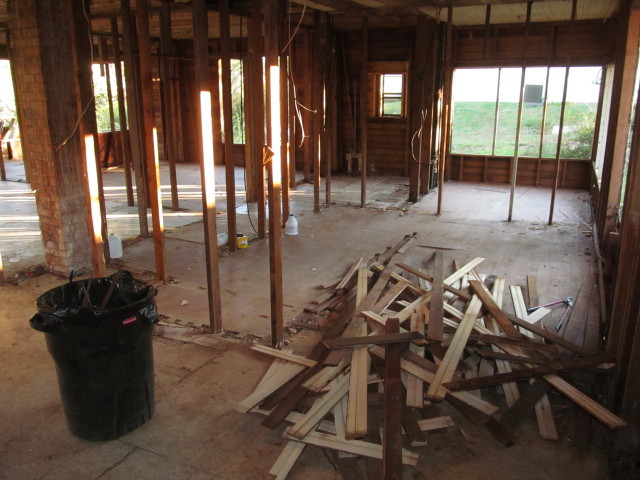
[507, 2, 531, 222]
[491, 68, 501, 156]
[220, 0, 237, 251]
[408, 16, 430, 202]
[288, 43, 297, 190]
[312, 12, 322, 213]
[303, 29, 312, 184]
[280, 34, 291, 225]
[437, 8, 453, 215]
[538, 67, 551, 161]
[360, 17, 369, 208]
[248, 0, 266, 237]
[160, 0, 179, 211]
[0, 136, 6, 181]
[420, 20, 438, 195]
[83, 134, 107, 276]
[327, 28, 338, 205]
[383, 317, 403, 479]
[596, 6, 640, 236]
[193, 0, 223, 332]
[507, 67, 527, 221]
[121, 0, 149, 236]
[136, 0, 166, 280]
[110, 17, 134, 207]
[101, 37, 119, 169]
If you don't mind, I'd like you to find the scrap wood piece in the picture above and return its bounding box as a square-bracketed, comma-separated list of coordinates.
[371, 347, 500, 419]
[365, 405, 383, 479]
[302, 359, 346, 392]
[283, 429, 419, 467]
[426, 295, 483, 401]
[443, 257, 486, 286]
[255, 358, 289, 391]
[498, 378, 550, 434]
[396, 262, 471, 302]
[509, 285, 558, 441]
[288, 373, 351, 439]
[269, 440, 306, 480]
[346, 324, 370, 439]
[406, 308, 426, 408]
[428, 251, 445, 342]
[469, 279, 524, 339]
[418, 416, 455, 431]
[336, 456, 366, 480]
[251, 345, 318, 368]
[356, 267, 369, 308]
[468, 332, 558, 353]
[325, 331, 424, 349]
[334, 391, 349, 439]
[475, 348, 549, 365]
[382, 317, 403, 478]
[252, 408, 338, 435]
[371, 264, 429, 297]
[527, 274, 539, 308]
[401, 399, 428, 447]
[236, 362, 306, 413]
[543, 374, 627, 429]
[443, 353, 614, 391]
[372, 281, 407, 313]
[336, 257, 364, 291]
[394, 293, 431, 323]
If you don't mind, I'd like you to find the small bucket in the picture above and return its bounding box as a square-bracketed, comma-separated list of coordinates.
[236, 234, 248, 249]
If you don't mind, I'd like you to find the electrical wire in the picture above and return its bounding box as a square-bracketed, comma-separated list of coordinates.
[56, 0, 96, 151]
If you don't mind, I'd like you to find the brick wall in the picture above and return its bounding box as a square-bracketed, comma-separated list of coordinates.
[9, 0, 93, 275]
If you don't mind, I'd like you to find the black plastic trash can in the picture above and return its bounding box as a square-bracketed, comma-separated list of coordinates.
[30, 271, 158, 441]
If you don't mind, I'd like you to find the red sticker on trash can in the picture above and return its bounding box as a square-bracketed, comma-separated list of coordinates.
[122, 316, 138, 325]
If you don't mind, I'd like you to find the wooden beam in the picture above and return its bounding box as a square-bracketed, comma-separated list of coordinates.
[313, 12, 323, 213]
[110, 17, 134, 207]
[136, 0, 166, 280]
[193, 0, 223, 332]
[346, 324, 369, 439]
[383, 318, 403, 480]
[428, 251, 444, 341]
[469, 279, 524, 339]
[121, 0, 148, 236]
[280, 25, 291, 226]
[326, 332, 424, 349]
[219, 0, 237, 251]
[100, 37, 119, 170]
[436, 7, 453, 215]
[159, 0, 179, 211]
[360, 17, 369, 208]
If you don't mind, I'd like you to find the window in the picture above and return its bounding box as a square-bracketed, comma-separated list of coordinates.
[378, 74, 405, 116]
[230, 59, 245, 144]
[450, 66, 602, 160]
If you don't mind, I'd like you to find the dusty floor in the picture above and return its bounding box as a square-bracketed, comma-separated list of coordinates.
[0, 159, 612, 479]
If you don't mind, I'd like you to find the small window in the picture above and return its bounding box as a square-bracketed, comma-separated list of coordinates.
[378, 74, 405, 116]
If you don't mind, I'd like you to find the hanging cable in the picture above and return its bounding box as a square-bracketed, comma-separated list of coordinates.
[56, 0, 96, 151]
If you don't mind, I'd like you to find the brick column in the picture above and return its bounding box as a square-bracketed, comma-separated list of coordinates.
[8, 0, 95, 275]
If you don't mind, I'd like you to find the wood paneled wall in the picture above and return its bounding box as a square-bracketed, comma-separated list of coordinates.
[447, 153, 591, 189]
[453, 20, 615, 68]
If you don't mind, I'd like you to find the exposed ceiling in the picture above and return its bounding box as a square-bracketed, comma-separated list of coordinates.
[0, 0, 624, 44]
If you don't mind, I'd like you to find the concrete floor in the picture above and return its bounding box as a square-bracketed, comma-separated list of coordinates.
[0, 158, 611, 479]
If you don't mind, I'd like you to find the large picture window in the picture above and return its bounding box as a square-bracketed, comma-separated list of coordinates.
[450, 66, 603, 160]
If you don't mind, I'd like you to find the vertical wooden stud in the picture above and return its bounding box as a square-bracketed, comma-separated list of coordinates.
[383, 317, 403, 479]
[360, 17, 369, 208]
[436, 8, 453, 215]
[193, 0, 223, 332]
[220, 0, 237, 251]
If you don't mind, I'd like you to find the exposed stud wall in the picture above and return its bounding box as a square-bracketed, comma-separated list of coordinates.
[8, 0, 92, 275]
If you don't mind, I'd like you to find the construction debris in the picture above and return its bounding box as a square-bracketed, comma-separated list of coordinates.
[237, 234, 625, 479]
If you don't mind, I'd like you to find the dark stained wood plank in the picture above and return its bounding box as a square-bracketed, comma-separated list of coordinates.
[468, 331, 558, 353]
[469, 279, 525, 339]
[396, 262, 471, 301]
[499, 378, 550, 434]
[428, 251, 444, 341]
[383, 318, 403, 480]
[324, 332, 424, 349]
[360, 17, 369, 208]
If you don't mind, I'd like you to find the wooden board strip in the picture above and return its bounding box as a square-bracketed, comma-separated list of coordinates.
[527, 274, 539, 308]
[325, 332, 424, 349]
[283, 429, 419, 467]
[469, 279, 524, 339]
[337, 257, 364, 291]
[251, 345, 318, 368]
[443, 257, 486, 286]
[396, 262, 471, 301]
[346, 324, 369, 439]
[498, 378, 550, 433]
[468, 332, 558, 353]
[372, 282, 407, 314]
[302, 360, 346, 392]
[269, 440, 306, 479]
[289, 372, 351, 439]
[544, 374, 627, 429]
[475, 348, 549, 365]
[428, 251, 445, 342]
[406, 308, 426, 407]
[418, 416, 455, 431]
[382, 318, 403, 477]
[236, 363, 306, 413]
[443, 353, 613, 390]
[426, 295, 483, 400]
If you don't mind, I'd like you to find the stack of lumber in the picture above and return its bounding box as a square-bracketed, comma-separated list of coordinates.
[237, 234, 626, 479]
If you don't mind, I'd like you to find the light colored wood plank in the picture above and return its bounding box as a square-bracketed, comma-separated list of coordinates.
[236, 363, 306, 413]
[337, 257, 364, 291]
[427, 295, 483, 400]
[289, 373, 350, 439]
[270, 440, 306, 479]
[251, 345, 318, 368]
[443, 257, 485, 285]
[283, 429, 419, 466]
[346, 324, 369, 439]
[407, 309, 426, 407]
[418, 416, 455, 431]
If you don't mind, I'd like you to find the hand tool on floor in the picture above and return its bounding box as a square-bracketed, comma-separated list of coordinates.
[527, 296, 573, 312]
[554, 297, 575, 332]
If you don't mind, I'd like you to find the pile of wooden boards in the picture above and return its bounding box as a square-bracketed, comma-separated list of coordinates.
[237, 233, 626, 479]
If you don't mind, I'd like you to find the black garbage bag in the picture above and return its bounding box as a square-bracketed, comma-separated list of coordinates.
[30, 271, 158, 441]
